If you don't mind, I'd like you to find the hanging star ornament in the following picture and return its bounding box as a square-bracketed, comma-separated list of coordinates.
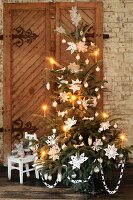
[59, 92, 69, 102]
[69, 79, 81, 93]
[104, 144, 119, 159]
[77, 41, 88, 53]
[66, 42, 77, 54]
[99, 121, 111, 132]
[69, 153, 88, 169]
[67, 62, 80, 73]
[69, 6, 81, 27]
[46, 134, 58, 146]
[64, 116, 77, 130]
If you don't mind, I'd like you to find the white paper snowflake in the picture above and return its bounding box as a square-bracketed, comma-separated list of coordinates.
[67, 62, 80, 73]
[55, 26, 66, 34]
[59, 92, 69, 102]
[92, 139, 103, 152]
[46, 134, 58, 146]
[57, 110, 68, 117]
[69, 79, 81, 93]
[69, 6, 81, 27]
[48, 144, 60, 161]
[64, 116, 77, 130]
[69, 153, 88, 169]
[81, 97, 89, 110]
[99, 121, 111, 132]
[66, 42, 77, 54]
[77, 41, 88, 53]
[104, 144, 119, 159]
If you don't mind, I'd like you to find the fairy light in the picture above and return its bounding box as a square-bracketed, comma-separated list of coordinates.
[42, 104, 47, 117]
[46, 57, 61, 68]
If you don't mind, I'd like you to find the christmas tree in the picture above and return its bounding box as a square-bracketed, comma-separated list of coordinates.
[33, 6, 132, 194]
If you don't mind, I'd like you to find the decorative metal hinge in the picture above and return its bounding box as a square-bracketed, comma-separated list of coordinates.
[12, 26, 39, 47]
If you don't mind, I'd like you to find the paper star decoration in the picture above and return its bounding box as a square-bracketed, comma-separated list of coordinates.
[69, 79, 81, 93]
[77, 41, 88, 53]
[64, 116, 77, 130]
[99, 121, 111, 132]
[58, 110, 68, 117]
[46, 134, 58, 146]
[59, 92, 69, 102]
[48, 144, 60, 161]
[69, 153, 88, 169]
[104, 144, 119, 159]
[69, 6, 81, 27]
[92, 139, 103, 152]
[67, 62, 80, 73]
[67, 42, 77, 54]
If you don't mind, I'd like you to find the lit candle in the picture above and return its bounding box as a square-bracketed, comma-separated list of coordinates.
[40, 149, 46, 160]
[63, 125, 68, 138]
[102, 112, 109, 119]
[42, 105, 47, 117]
[71, 95, 76, 108]
[120, 132, 127, 147]
[94, 49, 99, 62]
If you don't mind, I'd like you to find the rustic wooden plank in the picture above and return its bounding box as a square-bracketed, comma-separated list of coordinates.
[3, 3, 13, 164]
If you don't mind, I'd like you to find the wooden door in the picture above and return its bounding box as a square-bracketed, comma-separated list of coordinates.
[3, 2, 103, 163]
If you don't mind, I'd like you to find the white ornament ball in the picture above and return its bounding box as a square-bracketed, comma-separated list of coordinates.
[85, 59, 89, 65]
[62, 144, 67, 150]
[44, 173, 48, 180]
[62, 39, 66, 43]
[94, 166, 100, 173]
[101, 85, 104, 89]
[82, 37, 86, 42]
[71, 173, 77, 178]
[52, 101, 57, 107]
[96, 66, 100, 72]
[79, 135, 83, 141]
[48, 175, 52, 181]
[114, 123, 118, 128]
[52, 128, 56, 134]
[95, 112, 99, 117]
[88, 136, 92, 146]
[95, 87, 99, 92]
[76, 54, 80, 60]
[102, 135, 106, 140]
[97, 94, 101, 99]
[80, 31, 83, 36]
[98, 158, 103, 163]
[57, 172, 62, 182]
[46, 82, 50, 90]
[84, 82, 88, 88]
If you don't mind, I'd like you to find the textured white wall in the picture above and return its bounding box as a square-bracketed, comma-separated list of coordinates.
[0, 0, 133, 160]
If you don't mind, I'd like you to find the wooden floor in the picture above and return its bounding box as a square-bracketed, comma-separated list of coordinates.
[0, 164, 133, 200]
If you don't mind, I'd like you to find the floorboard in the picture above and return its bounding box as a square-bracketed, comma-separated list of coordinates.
[0, 164, 133, 200]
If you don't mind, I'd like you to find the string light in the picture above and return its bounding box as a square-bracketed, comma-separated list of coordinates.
[94, 49, 99, 62]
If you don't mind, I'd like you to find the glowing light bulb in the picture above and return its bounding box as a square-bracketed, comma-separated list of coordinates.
[49, 57, 56, 65]
[40, 149, 46, 160]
